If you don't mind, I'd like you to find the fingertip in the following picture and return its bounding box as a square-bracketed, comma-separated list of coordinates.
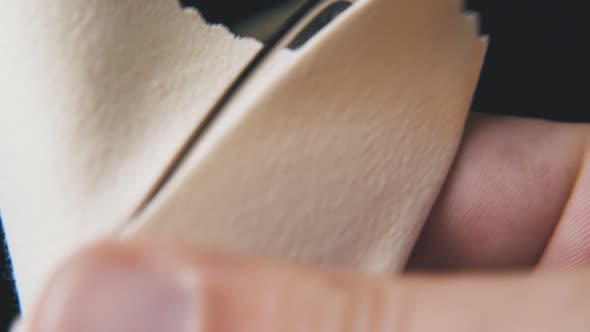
[26, 240, 404, 332]
[29, 240, 200, 332]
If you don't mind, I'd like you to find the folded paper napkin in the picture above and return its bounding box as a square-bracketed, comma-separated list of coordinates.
[0, 0, 486, 323]
[0, 0, 273, 313]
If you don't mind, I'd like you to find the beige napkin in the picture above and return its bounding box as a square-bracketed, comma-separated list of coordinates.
[0, 0, 486, 322]
[0, 0, 272, 313]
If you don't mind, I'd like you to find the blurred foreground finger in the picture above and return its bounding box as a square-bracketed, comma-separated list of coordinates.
[26, 241, 590, 332]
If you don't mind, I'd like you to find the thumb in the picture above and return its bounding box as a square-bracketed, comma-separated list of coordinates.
[26, 240, 590, 332]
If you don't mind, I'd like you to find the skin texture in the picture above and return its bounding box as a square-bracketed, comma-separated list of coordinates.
[410, 113, 590, 270]
[25, 113, 590, 331]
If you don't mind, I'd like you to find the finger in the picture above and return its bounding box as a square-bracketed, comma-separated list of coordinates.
[29, 241, 590, 332]
[538, 130, 590, 269]
[409, 113, 590, 270]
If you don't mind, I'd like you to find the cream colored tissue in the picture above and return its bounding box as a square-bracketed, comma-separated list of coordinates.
[0, 0, 267, 313]
[128, 0, 487, 273]
[0, 0, 486, 325]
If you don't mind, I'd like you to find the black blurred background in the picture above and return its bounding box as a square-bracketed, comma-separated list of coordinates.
[1, 0, 588, 329]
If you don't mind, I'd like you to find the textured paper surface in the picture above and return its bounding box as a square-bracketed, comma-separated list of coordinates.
[0, 0, 268, 313]
[128, 0, 487, 272]
[1, 0, 485, 325]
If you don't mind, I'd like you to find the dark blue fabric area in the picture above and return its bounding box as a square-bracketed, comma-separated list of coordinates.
[0, 215, 19, 330]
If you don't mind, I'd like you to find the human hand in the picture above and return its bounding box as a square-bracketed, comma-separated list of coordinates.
[25, 113, 590, 331]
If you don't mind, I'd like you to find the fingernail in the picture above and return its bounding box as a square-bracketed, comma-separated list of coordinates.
[32, 253, 197, 332]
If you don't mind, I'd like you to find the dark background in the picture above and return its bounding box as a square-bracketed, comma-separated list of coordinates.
[1, 0, 588, 329]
